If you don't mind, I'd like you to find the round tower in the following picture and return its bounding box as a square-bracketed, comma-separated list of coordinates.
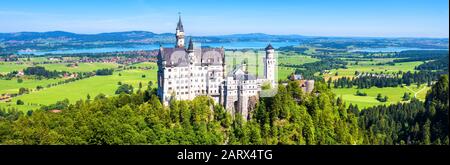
[264, 44, 276, 84]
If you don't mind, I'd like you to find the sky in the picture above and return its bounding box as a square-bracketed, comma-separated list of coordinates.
[0, 0, 448, 38]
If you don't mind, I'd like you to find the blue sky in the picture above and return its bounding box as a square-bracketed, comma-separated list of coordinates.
[0, 0, 448, 37]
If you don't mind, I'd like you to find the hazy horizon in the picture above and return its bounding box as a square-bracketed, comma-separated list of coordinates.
[0, 0, 448, 38]
[1, 30, 449, 39]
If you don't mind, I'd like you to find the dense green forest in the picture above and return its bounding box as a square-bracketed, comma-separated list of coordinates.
[0, 75, 448, 145]
[358, 75, 449, 144]
[415, 55, 449, 71]
[331, 71, 443, 88]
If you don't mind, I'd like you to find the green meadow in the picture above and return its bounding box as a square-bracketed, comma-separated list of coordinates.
[131, 62, 158, 68]
[0, 62, 29, 74]
[224, 50, 319, 80]
[323, 60, 423, 80]
[332, 84, 430, 109]
[1, 61, 119, 74]
[36, 62, 119, 72]
[277, 52, 320, 65]
[1, 66, 157, 112]
[0, 78, 63, 94]
[1, 61, 121, 96]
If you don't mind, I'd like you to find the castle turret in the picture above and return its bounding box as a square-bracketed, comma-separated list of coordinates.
[187, 37, 195, 64]
[175, 14, 185, 48]
[264, 44, 276, 85]
[157, 44, 165, 102]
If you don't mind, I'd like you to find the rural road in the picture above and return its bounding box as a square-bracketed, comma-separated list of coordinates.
[404, 85, 427, 98]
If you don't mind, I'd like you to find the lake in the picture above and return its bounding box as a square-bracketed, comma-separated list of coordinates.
[18, 41, 301, 55]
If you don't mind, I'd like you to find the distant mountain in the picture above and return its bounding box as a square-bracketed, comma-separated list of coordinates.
[0, 31, 308, 43]
[0, 31, 176, 42]
[0, 31, 78, 40]
[0, 31, 447, 55]
[213, 33, 305, 39]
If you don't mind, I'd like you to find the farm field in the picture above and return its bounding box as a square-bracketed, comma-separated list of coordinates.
[130, 62, 158, 68]
[36, 62, 120, 72]
[0, 78, 63, 94]
[332, 84, 431, 109]
[277, 52, 320, 65]
[0, 62, 30, 74]
[0, 66, 157, 112]
[323, 60, 423, 80]
[1, 61, 119, 74]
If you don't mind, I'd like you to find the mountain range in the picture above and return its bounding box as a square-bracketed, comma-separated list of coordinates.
[0, 31, 448, 55]
[0, 31, 308, 43]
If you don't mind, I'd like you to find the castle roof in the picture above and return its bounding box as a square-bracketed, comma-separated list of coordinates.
[228, 64, 257, 81]
[159, 47, 224, 67]
[265, 44, 274, 50]
[187, 37, 194, 52]
[176, 15, 184, 32]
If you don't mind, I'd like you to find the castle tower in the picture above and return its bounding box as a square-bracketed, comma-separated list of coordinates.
[157, 44, 166, 102]
[187, 37, 195, 64]
[264, 44, 276, 85]
[175, 14, 185, 48]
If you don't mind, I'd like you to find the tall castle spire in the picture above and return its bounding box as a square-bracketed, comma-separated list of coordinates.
[176, 13, 184, 32]
[175, 12, 185, 48]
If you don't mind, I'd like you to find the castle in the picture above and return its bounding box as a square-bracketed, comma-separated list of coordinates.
[157, 16, 276, 119]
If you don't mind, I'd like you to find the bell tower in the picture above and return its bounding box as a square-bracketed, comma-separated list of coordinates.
[175, 13, 185, 48]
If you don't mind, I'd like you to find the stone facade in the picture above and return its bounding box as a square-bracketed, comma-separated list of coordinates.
[157, 16, 276, 119]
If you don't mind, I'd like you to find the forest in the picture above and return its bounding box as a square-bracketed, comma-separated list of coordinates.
[331, 71, 444, 89]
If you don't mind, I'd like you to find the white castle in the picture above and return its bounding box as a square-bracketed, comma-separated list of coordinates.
[157, 16, 277, 119]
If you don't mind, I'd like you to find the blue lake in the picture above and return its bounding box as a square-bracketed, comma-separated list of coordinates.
[18, 42, 447, 55]
[18, 41, 301, 55]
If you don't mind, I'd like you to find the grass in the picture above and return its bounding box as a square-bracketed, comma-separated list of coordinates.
[323, 61, 424, 80]
[0, 67, 157, 112]
[0, 78, 63, 94]
[1, 61, 119, 74]
[224, 50, 319, 80]
[131, 62, 158, 68]
[332, 84, 431, 109]
[278, 52, 319, 65]
[37, 62, 120, 72]
[0, 62, 30, 74]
